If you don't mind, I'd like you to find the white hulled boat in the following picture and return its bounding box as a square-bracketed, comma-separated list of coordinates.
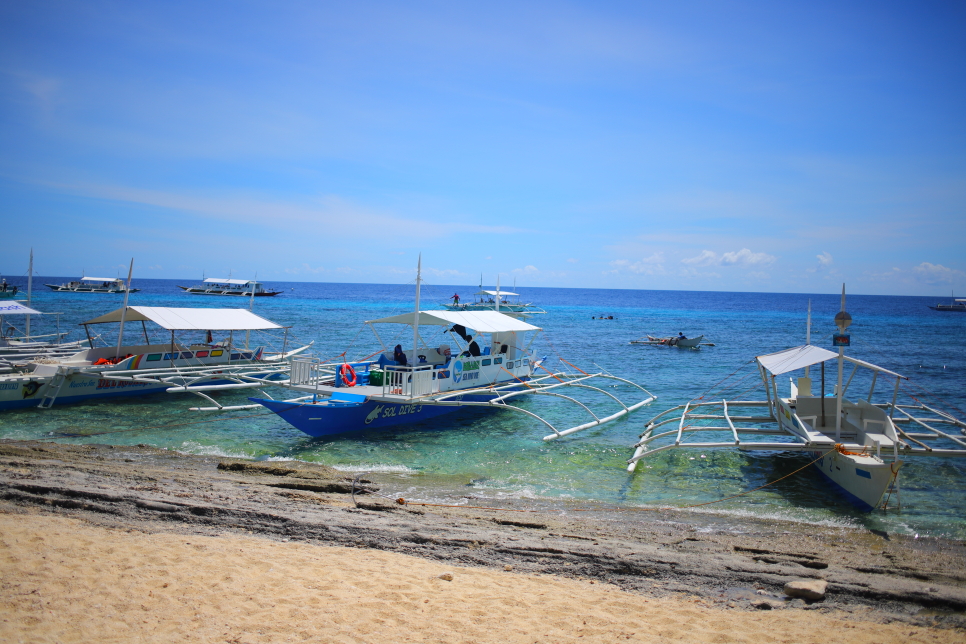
[178, 278, 281, 297]
[627, 288, 966, 511]
[45, 276, 139, 293]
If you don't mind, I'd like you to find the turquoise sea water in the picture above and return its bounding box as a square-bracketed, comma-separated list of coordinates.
[2, 278, 965, 539]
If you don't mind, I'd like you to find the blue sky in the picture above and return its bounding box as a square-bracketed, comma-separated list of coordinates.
[1, 1, 964, 295]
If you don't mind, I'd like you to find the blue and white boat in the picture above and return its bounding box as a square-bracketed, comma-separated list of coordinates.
[627, 288, 966, 511]
[251, 257, 655, 439]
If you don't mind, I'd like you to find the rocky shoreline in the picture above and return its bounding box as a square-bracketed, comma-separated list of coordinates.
[1, 439, 964, 630]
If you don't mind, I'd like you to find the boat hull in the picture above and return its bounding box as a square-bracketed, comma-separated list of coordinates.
[253, 391, 511, 438]
[44, 284, 139, 294]
[178, 286, 280, 296]
[810, 449, 901, 510]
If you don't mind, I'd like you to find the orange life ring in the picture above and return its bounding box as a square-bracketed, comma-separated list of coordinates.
[340, 363, 357, 387]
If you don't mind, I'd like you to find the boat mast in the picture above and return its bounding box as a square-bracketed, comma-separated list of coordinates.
[804, 299, 811, 379]
[833, 284, 852, 439]
[115, 258, 134, 359]
[246, 273, 256, 349]
[413, 254, 422, 357]
[25, 248, 33, 340]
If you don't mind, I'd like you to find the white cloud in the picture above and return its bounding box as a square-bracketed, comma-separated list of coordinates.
[682, 248, 776, 267]
[513, 265, 539, 275]
[285, 263, 326, 274]
[567, 258, 579, 264]
[817, 251, 833, 266]
[609, 253, 665, 275]
[912, 262, 966, 284]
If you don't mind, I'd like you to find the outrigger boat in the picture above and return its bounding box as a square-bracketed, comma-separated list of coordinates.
[627, 289, 966, 510]
[251, 257, 653, 439]
[178, 278, 281, 297]
[45, 276, 139, 294]
[0, 305, 311, 410]
[929, 295, 966, 312]
[631, 335, 708, 348]
[0, 301, 81, 372]
[442, 276, 545, 315]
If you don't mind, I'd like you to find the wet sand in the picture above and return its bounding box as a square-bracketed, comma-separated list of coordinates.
[1, 440, 964, 642]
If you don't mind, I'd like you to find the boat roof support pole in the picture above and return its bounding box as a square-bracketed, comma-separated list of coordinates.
[842, 363, 858, 397]
[170, 330, 175, 366]
[368, 323, 388, 354]
[867, 371, 878, 403]
[772, 375, 781, 432]
[524, 330, 539, 352]
[890, 377, 900, 419]
[83, 324, 93, 348]
[141, 320, 149, 344]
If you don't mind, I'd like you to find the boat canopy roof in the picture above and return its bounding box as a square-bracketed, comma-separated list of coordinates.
[367, 310, 540, 333]
[757, 344, 904, 379]
[203, 278, 255, 285]
[80, 276, 121, 282]
[475, 289, 518, 296]
[81, 306, 284, 330]
[0, 302, 43, 315]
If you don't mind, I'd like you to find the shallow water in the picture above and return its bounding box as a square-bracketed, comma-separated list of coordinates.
[2, 277, 964, 539]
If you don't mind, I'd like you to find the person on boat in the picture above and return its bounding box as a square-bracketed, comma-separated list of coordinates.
[678, 332, 687, 340]
[449, 324, 471, 342]
[11, 285, 17, 295]
[1, 279, 6, 292]
[393, 344, 408, 366]
[451, 293, 460, 305]
[466, 336, 482, 357]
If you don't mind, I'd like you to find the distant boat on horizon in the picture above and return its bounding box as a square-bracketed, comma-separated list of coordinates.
[178, 277, 281, 297]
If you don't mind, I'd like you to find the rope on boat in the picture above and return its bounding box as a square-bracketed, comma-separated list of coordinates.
[354, 447, 839, 515]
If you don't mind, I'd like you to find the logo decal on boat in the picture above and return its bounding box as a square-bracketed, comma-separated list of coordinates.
[22, 381, 40, 398]
[365, 405, 384, 424]
[453, 361, 463, 383]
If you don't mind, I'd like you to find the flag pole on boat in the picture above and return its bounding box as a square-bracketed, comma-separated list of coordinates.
[834, 284, 852, 439]
[114, 258, 134, 359]
[804, 299, 812, 379]
[413, 254, 422, 394]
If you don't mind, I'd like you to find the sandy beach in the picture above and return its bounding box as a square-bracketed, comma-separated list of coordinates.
[1, 440, 964, 643]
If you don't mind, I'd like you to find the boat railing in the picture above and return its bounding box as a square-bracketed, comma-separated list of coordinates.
[290, 356, 322, 386]
[382, 364, 437, 398]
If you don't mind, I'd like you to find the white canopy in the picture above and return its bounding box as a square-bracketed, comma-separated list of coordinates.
[81, 276, 122, 282]
[204, 278, 255, 285]
[81, 306, 284, 330]
[367, 310, 540, 333]
[0, 302, 43, 315]
[757, 344, 904, 379]
[475, 290, 518, 296]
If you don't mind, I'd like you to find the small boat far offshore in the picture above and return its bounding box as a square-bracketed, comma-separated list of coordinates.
[631, 335, 707, 348]
[928, 296, 966, 312]
[178, 278, 281, 297]
[250, 256, 654, 439]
